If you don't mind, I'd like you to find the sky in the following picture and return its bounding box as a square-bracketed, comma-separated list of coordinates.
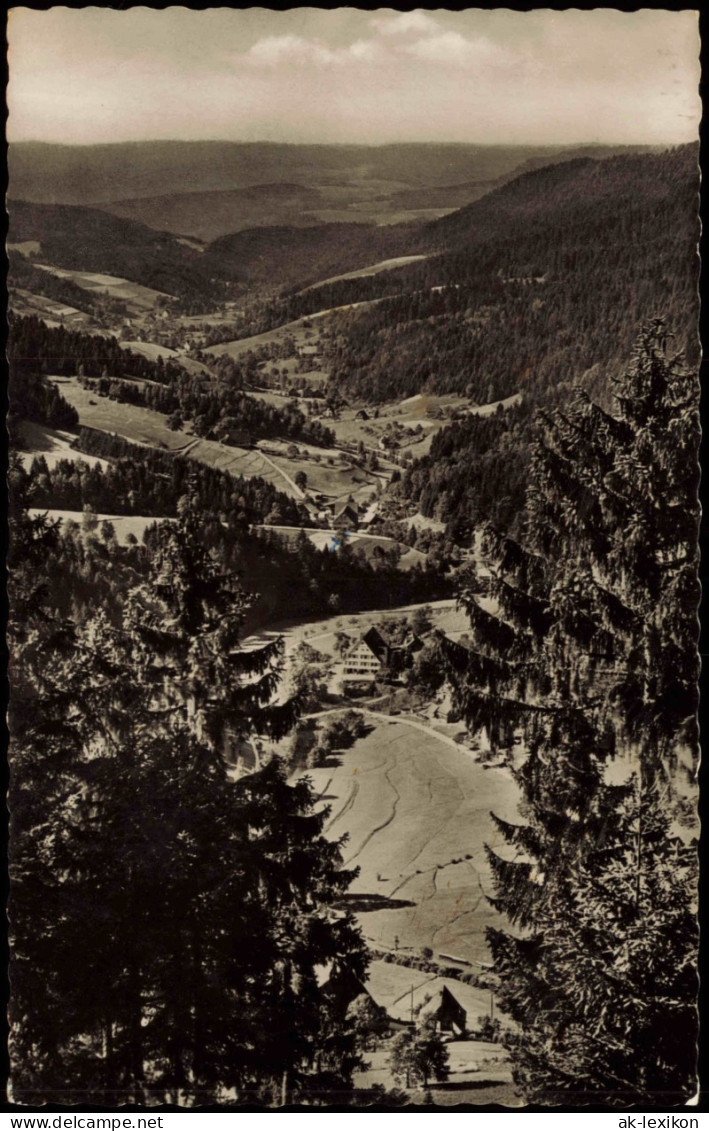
[7, 7, 701, 147]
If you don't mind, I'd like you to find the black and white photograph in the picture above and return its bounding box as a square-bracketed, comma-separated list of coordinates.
[5, 6, 702, 1110]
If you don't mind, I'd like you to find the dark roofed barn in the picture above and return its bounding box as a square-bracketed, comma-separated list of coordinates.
[418, 985, 467, 1036]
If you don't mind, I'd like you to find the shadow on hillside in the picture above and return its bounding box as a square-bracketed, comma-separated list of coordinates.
[336, 892, 416, 912]
[431, 1078, 512, 1093]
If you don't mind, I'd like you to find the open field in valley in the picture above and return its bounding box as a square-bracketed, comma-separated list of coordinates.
[300, 253, 431, 292]
[49, 377, 203, 451]
[323, 389, 523, 461]
[46, 378, 386, 507]
[28, 508, 167, 545]
[17, 421, 111, 471]
[256, 525, 427, 570]
[47, 377, 306, 498]
[266, 452, 376, 501]
[10, 288, 99, 331]
[34, 264, 174, 311]
[244, 599, 466, 659]
[353, 1036, 519, 1106]
[298, 714, 521, 964]
[353, 961, 519, 1103]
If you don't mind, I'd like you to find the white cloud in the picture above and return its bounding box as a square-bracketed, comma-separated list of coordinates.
[243, 33, 391, 68]
[347, 39, 390, 65]
[370, 11, 441, 38]
[401, 31, 508, 66]
[245, 34, 343, 68]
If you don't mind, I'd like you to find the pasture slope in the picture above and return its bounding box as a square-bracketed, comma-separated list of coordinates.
[256, 525, 426, 570]
[47, 377, 304, 499]
[17, 421, 111, 471]
[299, 253, 431, 292]
[202, 299, 384, 361]
[34, 264, 174, 311]
[28, 509, 166, 545]
[298, 713, 521, 967]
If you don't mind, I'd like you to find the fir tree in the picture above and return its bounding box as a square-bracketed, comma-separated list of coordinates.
[441, 321, 699, 1103]
[9, 485, 367, 1105]
[388, 1018, 450, 1090]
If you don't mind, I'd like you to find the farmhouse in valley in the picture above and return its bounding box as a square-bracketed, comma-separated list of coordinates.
[385, 980, 468, 1035]
[343, 625, 424, 689]
[343, 626, 388, 682]
[333, 501, 360, 531]
[315, 964, 374, 1013]
[298, 342, 321, 358]
[417, 986, 467, 1036]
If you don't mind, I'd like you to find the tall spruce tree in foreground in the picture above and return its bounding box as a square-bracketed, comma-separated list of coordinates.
[9, 485, 367, 1106]
[440, 321, 699, 1104]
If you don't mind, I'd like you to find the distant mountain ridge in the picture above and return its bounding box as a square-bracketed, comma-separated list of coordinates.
[9, 140, 663, 240]
[9, 143, 696, 316]
[7, 140, 576, 204]
[103, 183, 327, 243]
[424, 144, 695, 247]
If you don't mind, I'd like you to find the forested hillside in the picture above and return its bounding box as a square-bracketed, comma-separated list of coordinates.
[322, 145, 698, 403]
[373, 145, 698, 542]
[400, 407, 530, 540]
[8, 200, 231, 309]
[207, 222, 417, 290]
[22, 430, 449, 635]
[9, 471, 375, 1105]
[210, 146, 697, 404]
[8, 250, 131, 321]
[9, 3, 700, 1108]
[8, 313, 189, 384]
[31, 428, 307, 526]
[9, 314, 335, 448]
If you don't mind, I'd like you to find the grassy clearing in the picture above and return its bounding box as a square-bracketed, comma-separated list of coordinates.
[365, 962, 498, 1026]
[28, 508, 166, 545]
[8, 240, 41, 255]
[299, 254, 431, 293]
[203, 299, 384, 362]
[324, 389, 523, 463]
[354, 1039, 518, 1106]
[10, 288, 98, 331]
[47, 377, 303, 498]
[119, 340, 211, 377]
[49, 377, 197, 452]
[255, 355, 331, 387]
[267, 452, 376, 500]
[18, 421, 111, 471]
[469, 392, 522, 417]
[295, 715, 520, 966]
[256, 526, 427, 570]
[204, 316, 323, 362]
[49, 375, 385, 503]
[34, 264, 173, 311]
[325, 396, 458, 452]
[405, 512, 447, 534]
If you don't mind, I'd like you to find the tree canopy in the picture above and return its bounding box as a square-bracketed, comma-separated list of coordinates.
[8, 475, 369, 1106]
[441, 321, 699, 1104]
